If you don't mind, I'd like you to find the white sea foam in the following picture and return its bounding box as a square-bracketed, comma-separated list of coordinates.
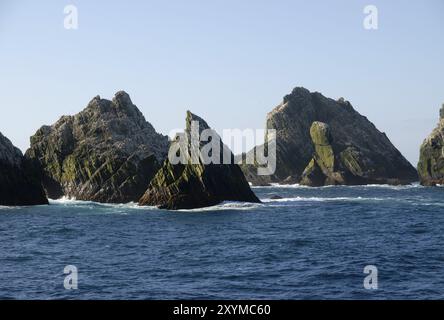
[252, 183, 309, 189]
[49, 197, 98, 206]
[50, 197, 263, 212]
[49, 197, 155, 210]
[0, 206, 15, 210]
[358, 183, 423, 190]
[253, 183, 422, 190]
[177, 201, 264, 212]
[261, 196, 387, 203]
[50, 196, 84, 204]
[176, 196, 392, 212]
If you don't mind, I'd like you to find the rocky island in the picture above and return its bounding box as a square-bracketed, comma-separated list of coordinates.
[26, 91, 169, 203]
[418, 104, 444, 186]
[240, 87, 418, 186]
[0, 132, 48, 206]
[1, 87, 428, 208]
[139, 111, 260, 209]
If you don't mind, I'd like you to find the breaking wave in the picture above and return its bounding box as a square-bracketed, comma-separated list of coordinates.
[254, 183, 422, 190]
[49, 197, 154, 211]
[177, 201, 265, 212]
[261, 196, 387, 203]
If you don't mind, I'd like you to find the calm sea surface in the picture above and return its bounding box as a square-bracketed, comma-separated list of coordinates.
[1, 184, 443, 299]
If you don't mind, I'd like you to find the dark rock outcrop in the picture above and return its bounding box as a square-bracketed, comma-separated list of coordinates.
[139, 111, 260, 209]
[0, 132, 48, 206]
[240, 87, 418, 185]
[26, 91, 169, 203]
[418, 104, 444, 186]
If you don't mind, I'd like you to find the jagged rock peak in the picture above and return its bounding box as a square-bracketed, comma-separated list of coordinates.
[26, 92, 169, 203]
[0, 131, 23, 166]
[112, 90, 137, 112]
[283, 86, 311, 103]
[186, 110, 211, 135]
[139, 111, 260, 210]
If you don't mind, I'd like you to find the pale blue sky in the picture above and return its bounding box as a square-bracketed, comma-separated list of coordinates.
[0, 0, 443, 165]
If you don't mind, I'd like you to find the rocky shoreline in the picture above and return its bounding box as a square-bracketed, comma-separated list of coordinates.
[1, 87, 442, 208]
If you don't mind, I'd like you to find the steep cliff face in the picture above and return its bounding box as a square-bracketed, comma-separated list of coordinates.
[0, 132, 48, 206]
[241, 87, 418, 185]
[139, 111, 260, 210]
[418, 104, 444, 186]
[26, 91, 169, 203]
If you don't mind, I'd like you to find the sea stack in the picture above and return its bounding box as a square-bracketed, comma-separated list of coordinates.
[26, 91, 169, 203]
[418, 104, 444, 186]
[240, 87, 418, 186]
[139, 111, 260, 210]
[0, 132, 48, 206]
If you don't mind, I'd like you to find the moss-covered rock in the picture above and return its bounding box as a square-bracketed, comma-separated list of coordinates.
[301, 122, 342, 186]
[300, 122, 393, 186]
[0, 132, 48, 206]
[25, 91, 169, 203]
[139, 111, 260, 209]
[418, 104, 444, 186]
[310, 121, 335, 173]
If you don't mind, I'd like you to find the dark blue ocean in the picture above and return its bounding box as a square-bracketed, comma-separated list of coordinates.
[1, 184, 443, 300]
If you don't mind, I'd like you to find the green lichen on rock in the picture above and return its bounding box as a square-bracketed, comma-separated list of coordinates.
[300, 122, 344, 186]
[0, 132, 48, 206]
[418, 104, 444, 186]
[310, 121, 335, 173]
[300, 121, 395, 186]
[25, 91, 169, 203]
[339, 147, 365, 177]
[310, 121, 332, 146]
[139, 111, 260, 210]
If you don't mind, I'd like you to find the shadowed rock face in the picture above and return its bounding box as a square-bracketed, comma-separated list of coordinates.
[25, 91, 169, 203]
[418, 104, 444, 186]
[241, 87, 418, 185]
[139, 111, 260, 210]
[0, 132, 48, 206]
